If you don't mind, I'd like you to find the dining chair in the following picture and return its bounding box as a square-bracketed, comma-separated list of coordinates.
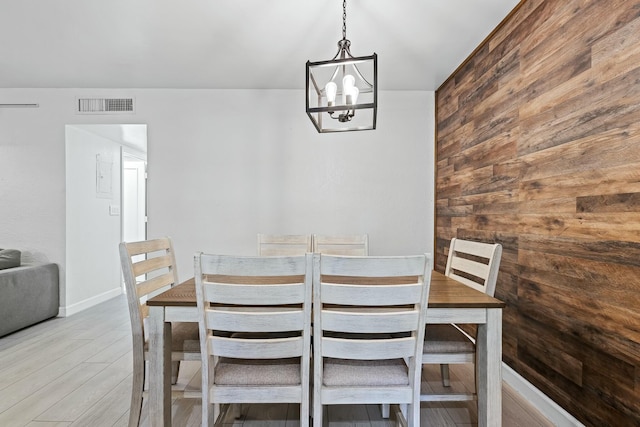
[257, 233, 312, 255]
[312, 253, 432, 427]
[195, 253, 313, 427]
[421, 237, 502, 401]
[119, 237, 200, 427]
[311, 233, 369, 255]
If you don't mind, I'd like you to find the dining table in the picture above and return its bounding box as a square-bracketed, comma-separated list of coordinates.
[146, 270, 505, 427]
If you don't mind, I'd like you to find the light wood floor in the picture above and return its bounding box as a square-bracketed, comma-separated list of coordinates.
[0, 295, 554, 427]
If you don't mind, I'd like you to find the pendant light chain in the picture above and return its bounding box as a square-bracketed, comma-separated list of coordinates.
[342, 0, 347, 41]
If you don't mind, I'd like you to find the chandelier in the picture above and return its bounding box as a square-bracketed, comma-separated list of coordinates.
[306, 0, 377, 133]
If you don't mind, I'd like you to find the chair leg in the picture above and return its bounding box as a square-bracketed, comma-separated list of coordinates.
[202, 401, 214, 427]
[440, 363, 451, 387]
[231, 403, 242, 419]
[399, 403, 408, 421]
[406, 403, 419, 427]
[313, 365, 322, 427]
[129, 361, 145, 427]
[213, 402, 221, 425]
[300, 396, 309, 427]
[381, 403, 390, 418]
[171, 360, 180, 385]
[313, 396, 322, 427]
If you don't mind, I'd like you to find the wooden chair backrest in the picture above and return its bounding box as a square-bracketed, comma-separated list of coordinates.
[119, 237, 179, 353]
[444, 238, 502, 296]
[195, 253, 312, 360]
[313, 253, 431, 362]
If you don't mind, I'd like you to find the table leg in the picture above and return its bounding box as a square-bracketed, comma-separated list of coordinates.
[149, 306, 172, 426]
[476, 308, 502, 427]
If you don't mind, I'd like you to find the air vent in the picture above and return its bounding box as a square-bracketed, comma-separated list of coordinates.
[77, 98, 135, 114]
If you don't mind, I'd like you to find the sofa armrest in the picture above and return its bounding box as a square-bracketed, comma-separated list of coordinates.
[0, 263, 59, 337]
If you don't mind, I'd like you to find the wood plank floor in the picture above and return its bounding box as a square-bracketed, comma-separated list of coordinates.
[0, 295, 554, 426]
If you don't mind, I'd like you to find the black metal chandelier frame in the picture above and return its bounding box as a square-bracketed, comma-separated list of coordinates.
[306, 0, 377, 133]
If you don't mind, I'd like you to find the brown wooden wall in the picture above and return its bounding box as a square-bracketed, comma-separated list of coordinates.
[434, 0, 640, 425]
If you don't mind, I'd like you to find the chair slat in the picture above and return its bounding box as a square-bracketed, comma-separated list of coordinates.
[260, 246, 309, 256]
[449, 256, 489, 281]
[321, 336, 415, 360]
[213, 387, 302, 403]
[316, 245, 364, 255]
[319, 255, 426, 277]
[207, 309, 304, 332]
[124, 238, 170, 256]
[448, 272, 485, 292]
[312, 234, 369, 256]
[204, 282, 305, 305]
[321, 387, 412, 404]
[257, 234, 312, 256]
[450, 238, 497, 258]
[321, 283, 422, 306]
[322, 309, 420, 333]
[200, 254, 307, 276]
[132, 254, 173, 277]
[136, 271, 175, 297]
[210, 336, 304, 359]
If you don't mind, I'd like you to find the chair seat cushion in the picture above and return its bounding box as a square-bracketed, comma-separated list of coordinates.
[323, 358, 408, 386]
[214, 358, 301, 386]
[423, 324, 475, 353]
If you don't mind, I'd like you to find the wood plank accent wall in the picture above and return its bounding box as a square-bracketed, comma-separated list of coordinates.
[434, 1, 640, 425]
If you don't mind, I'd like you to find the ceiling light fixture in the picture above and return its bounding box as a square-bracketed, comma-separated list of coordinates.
[306, 0, 377, 133]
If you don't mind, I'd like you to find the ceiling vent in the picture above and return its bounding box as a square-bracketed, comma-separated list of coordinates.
[77, 98, 135, 114]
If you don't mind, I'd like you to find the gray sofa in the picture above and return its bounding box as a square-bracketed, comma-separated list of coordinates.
[0, 256, 59, 337]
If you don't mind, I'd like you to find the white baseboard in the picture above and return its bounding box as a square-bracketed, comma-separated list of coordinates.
[58, 287, 123, 317]
[503, 363, 584, 427]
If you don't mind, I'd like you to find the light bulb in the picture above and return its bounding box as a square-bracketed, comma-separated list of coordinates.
[347, 86, 359, 105]
[345, 86, 359, 105]
[325, 82, 337, 106]
[343, 74, 355, 89]
[342, 74, 355, 105]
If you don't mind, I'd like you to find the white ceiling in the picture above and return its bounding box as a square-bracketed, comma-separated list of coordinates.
[0, 0, 520, 91]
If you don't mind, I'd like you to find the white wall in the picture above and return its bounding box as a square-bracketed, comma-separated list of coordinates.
[0, 88, 435, 312]
[65, 126, 122, 314]
[147, 90, 436, 279]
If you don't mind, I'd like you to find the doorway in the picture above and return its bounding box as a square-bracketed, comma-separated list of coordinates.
[122, 151, 147, 243]
[64, 124, 147, 315]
